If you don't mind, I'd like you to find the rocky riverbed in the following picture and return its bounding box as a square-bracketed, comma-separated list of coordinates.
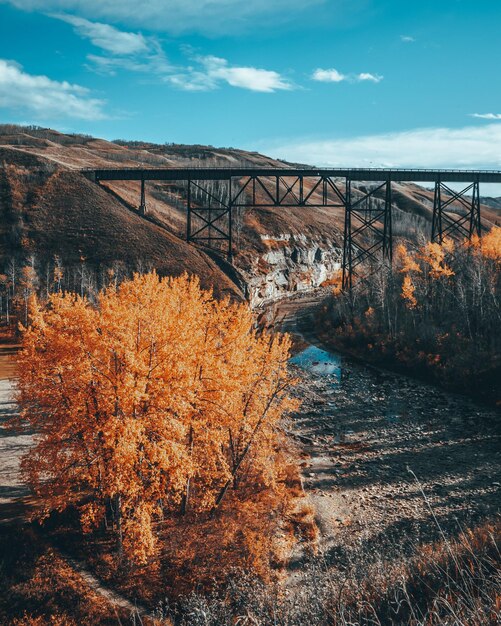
[271, 294, 501, 571]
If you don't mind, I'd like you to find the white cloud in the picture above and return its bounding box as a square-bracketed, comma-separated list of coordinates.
[203, 56, 292, 92]
[312, 68, 383, 84]
[86, 51, 171, 76]
[5, 0, 324, 35]
[48, 13, 291, 93]
[0, 58, 106, 119]
[470, 113, 501, 120]
[400, 35, 415, 42]
[166, 69, 218, 92]
[312, 68, 345, 82]
[167, 56, 293, 92]
[357, 72, 383, 82]
[213, 66, 291, 92]
[52, 14, 149, 55]
[51, 14, 173, 76]
[264, 124, 501, 170]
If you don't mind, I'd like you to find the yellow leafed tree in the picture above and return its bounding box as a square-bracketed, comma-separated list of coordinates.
[15, 272, 294, 564]
[396, 244, 421, 274]
[401, 274, 418, 309]
[420, 241, 455, 279]
[471, 225, 501, 261]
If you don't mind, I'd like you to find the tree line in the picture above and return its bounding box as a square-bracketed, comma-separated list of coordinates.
[323, 228, 501, 401]
[0, 254, 156, 328]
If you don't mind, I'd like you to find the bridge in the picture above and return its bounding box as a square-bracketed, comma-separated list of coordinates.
[85, 167, 501, 289]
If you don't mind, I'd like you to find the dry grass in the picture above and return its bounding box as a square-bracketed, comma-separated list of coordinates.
[2, 515, 498, 625]
[0, 161, 240, 299]
[165, 518, 500, 625]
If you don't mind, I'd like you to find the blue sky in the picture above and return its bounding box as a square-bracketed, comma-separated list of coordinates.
[0, 0, 500, 172]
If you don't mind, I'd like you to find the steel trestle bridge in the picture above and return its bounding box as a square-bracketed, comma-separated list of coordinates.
[85, 167, 501, 290]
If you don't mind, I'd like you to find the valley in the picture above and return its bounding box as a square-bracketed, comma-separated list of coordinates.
[1, 0, 500, 619]
[1, 126, 499, 308]
[0, 126, 499, 625]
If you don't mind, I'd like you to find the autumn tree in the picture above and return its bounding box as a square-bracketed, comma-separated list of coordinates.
[18, 255, 39, 325]
[15, 272, 295, 565]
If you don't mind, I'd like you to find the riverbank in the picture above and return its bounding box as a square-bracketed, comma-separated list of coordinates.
[264, 287, 500, 406]
[312, 233, 501, 408]
[315, 326, 501, 407]
[265, 291, 500, 564]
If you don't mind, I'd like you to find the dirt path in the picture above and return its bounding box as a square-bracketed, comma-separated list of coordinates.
[257, 288, 329, 338]
[55, 549, 163, 624]
[0, 347, 35, 525]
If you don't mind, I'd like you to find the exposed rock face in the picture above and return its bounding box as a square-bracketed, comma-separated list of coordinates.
[240, 233, 342, 307]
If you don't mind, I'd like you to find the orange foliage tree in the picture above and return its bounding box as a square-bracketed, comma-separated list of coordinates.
[419, 240, 455, 279]
[471, 225, 501, 261]
[401, 274, 418, 309]
[15, 272, 294, 564]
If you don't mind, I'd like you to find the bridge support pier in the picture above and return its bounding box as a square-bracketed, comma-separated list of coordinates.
[139, 177, 147, 216]
[342, 179, 393, 290]
[431, 180, 481, 243]
[341, 180, 352, 290]
[88, 167, 490, 283]
[186, 179, 232, 260]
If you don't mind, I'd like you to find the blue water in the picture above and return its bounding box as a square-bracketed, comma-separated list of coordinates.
[290, 344, 342, 383]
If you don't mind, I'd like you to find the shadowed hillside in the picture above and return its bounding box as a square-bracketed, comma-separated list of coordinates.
[0, 143, 240, 299]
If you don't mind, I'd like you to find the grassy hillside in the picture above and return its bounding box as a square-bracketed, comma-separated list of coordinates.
[0, 140, 240, 299]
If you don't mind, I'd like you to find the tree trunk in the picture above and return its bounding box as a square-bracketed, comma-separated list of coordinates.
[113, 493, 123, 556]
[180, 425, 194, 515]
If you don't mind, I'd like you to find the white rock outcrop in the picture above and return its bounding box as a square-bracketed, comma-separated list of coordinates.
[240, 233, 342, 307]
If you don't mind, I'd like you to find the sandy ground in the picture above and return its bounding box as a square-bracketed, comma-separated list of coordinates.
[0, 346, 34, 524]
